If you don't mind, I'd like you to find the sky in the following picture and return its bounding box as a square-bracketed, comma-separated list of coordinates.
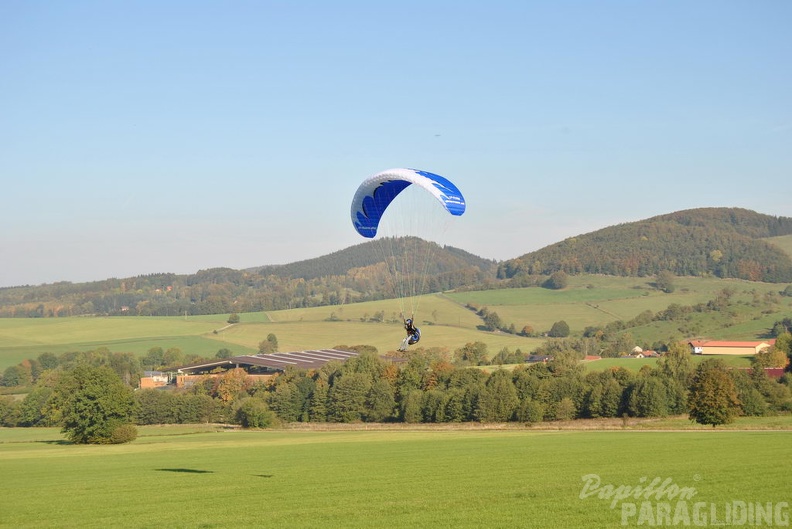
[1, 1, 791, 288]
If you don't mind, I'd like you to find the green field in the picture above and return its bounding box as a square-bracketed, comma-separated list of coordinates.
[446, 275, 790, 333]
[1, 274, 790, 371]
[0, 296, 543, 370]
[582, 354, 754, 372]
[0, 316, 256, 370]
[766, 234, 792, 258]
[1, 424, 790, 528]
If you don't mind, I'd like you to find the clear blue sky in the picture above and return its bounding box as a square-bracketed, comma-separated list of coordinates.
[2, 1, 790, 288]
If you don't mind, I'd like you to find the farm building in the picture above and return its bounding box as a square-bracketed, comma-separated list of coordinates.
[139, 371, 170, 388]
[169, 349, 363, 388]
[688, 339, 775, 356]
[735, 367, 786, 379]
[526, 355, 552, 363]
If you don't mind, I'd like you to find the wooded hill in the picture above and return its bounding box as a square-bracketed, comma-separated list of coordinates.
[498, 208, 792, 283]
[0, 239, 496, 318]
[253, 237, 495, 280]
[2, 207, 791, 318]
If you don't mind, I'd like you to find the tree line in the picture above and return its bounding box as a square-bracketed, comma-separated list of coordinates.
[2, 334, 791, 441]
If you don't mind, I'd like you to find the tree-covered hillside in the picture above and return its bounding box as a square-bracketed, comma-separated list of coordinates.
[499, 208, 792, 282]
[4, 207, 791, 319]
[0, 238, 496, 318]
[254, 238, 494, 280]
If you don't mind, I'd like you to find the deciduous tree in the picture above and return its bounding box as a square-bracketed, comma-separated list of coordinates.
[56, 365, 136, 444]
[548, 320, 570, 338]
[688, 359, 740, 427]
[655, 271, 676, 293]
[236, 397, 276, 428]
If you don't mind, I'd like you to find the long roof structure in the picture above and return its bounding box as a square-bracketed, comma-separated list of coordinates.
[174, 349, 359, 374]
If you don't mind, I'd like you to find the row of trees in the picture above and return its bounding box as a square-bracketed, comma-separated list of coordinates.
[2, 335, 791, 442]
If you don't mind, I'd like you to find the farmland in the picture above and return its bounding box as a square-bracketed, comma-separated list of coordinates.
[1, 424, 790, 528]
[1, 274, 790, 371]
[1, 274, 790, 528]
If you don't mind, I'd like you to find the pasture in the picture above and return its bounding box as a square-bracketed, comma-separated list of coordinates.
[766, 234, 792, 258]
[445, 274, 789, 333]
[1, 274, 789, 371]
[1, 424, 790, 528]
[0, 295, 542, 371]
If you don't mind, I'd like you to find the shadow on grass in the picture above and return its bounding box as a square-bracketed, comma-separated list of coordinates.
[155, 468, 214, 474]
[253, 474, 273, 478]
[36, 440, 73, 446]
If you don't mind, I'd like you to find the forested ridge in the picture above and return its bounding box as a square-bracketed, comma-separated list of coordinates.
[0, 238, 496, 318]
[3, 207, 791, 318]
[499, 208, 792, 282]
[253, 237, 494, 280]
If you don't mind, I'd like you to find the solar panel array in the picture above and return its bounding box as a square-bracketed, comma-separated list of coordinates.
[174, 349, 360, 374]
[233, 349, 360, 370]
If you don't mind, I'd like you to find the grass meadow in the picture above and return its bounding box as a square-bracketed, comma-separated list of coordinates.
[1, 274, 789, 371]
[766, 234, 792, 258]
[1, 274, 790, 527]
[1, 424, 790, 528]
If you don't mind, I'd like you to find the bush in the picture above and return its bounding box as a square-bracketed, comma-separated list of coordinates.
[543, 271, 568, 290]
[109, 424, 138, 444]
[236, 398, 276, 428]
[548, 320, 570, 338]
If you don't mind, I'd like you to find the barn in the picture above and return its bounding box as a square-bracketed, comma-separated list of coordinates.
[688, 339, 775, 356]
[164, 349, 362, 388]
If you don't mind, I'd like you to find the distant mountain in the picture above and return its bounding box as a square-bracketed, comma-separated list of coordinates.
[498, 208, 792, 283]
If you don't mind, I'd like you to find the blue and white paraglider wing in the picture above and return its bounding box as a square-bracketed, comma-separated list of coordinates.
[350, 168, 466, 238]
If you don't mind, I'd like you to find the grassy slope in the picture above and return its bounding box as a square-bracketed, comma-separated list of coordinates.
[0, 425, 790, 529]
[446, 275, 788, 331]
[0, 316, 254, 370]
[1, 275, 789, 371]
[765, 233, 792, 258]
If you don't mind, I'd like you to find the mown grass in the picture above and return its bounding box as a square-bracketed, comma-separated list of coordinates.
[0, 425, 790, 528]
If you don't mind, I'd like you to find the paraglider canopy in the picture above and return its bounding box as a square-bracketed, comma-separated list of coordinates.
[349, 167, 466, 344]
[351, 168, 466, 238]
